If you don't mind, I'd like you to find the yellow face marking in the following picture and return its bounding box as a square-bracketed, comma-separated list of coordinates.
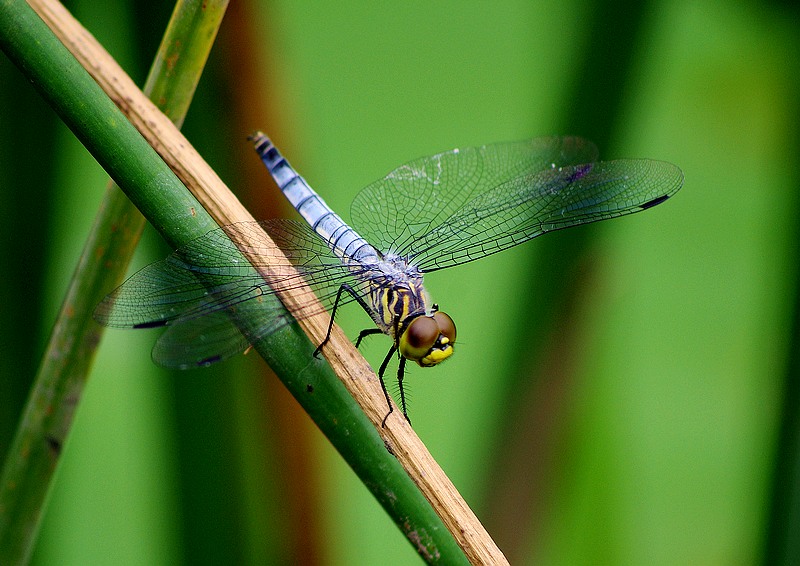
[420, 346, 453, 367]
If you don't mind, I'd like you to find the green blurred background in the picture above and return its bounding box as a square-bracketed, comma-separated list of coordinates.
[2, 0, 799, 564]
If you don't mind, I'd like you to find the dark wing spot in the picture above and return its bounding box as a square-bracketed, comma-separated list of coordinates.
[567, 163, 593, 182]
[133, 320, 168, 329]
[197, 355, 223, 366]
[640, 194, 671, 210]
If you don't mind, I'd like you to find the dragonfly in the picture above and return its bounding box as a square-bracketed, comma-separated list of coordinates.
[95, 132, 683, 424]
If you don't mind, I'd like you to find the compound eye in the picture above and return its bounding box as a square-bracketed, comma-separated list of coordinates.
[401, 316, 439, 361]
[433, 311, 456, 344]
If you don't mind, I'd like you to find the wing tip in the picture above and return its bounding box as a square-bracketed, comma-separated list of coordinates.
[639, 194, 672, 210]
[132, 320, 169, 329]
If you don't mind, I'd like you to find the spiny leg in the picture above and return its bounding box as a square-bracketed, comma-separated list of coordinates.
[355, 328, 383, 348]
[312, 284, 405, 426]
[390, 313, 411, 425]
[378, 345, 397, 427]
[397, 357, 411, 425]
[314, 283, 372, 358]
[355, 324, 399, 425]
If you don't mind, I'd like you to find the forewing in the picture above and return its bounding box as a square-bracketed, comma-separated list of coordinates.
[349, 137, 598, 254]
[406, 159, 684, 272]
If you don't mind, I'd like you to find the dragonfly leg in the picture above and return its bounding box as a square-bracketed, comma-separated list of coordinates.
[355, 328, 383, 348]
[313, 283, 366, 358]
[397, 357, 411, 425]
[378, 345, 397, 427]
[311, 283, 406, 427]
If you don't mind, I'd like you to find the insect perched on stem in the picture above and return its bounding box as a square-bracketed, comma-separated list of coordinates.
[96, 133, 683, 424]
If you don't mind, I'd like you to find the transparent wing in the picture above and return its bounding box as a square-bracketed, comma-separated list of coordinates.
[96, 137, 682, 369]
[350, 137, 681, 272]
[94, 219, 366, 368]
[407, 159, 684, 272]
[349, 137, 599, 254]
[151, 311, 259, 369]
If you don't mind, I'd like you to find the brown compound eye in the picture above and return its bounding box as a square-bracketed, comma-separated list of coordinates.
[400, 316, 439, 362]
[433, 311, 456, 344]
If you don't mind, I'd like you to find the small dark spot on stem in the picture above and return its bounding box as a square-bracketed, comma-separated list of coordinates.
[46, 435, 62, 456]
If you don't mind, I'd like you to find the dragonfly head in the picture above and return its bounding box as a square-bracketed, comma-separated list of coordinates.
[399, 311, 457, 367]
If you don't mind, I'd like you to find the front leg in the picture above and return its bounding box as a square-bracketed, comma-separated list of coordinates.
[378, 345, 397, 427]
[355, 328, 383, 348]
[377, 350, 412, 427]
[396, 357, 411, 425]
[313, 283, 372, 358]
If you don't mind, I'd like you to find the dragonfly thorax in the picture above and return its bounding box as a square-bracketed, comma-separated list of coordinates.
[365, 254, 425, 326]
[363, 254, 457, 368]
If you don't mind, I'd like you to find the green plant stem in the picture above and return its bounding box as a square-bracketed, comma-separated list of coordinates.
[0, 1, 227, 562]
[0, 1, 476, 563]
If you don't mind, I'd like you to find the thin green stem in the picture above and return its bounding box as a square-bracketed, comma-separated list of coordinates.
[0, 1, 227, 562]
